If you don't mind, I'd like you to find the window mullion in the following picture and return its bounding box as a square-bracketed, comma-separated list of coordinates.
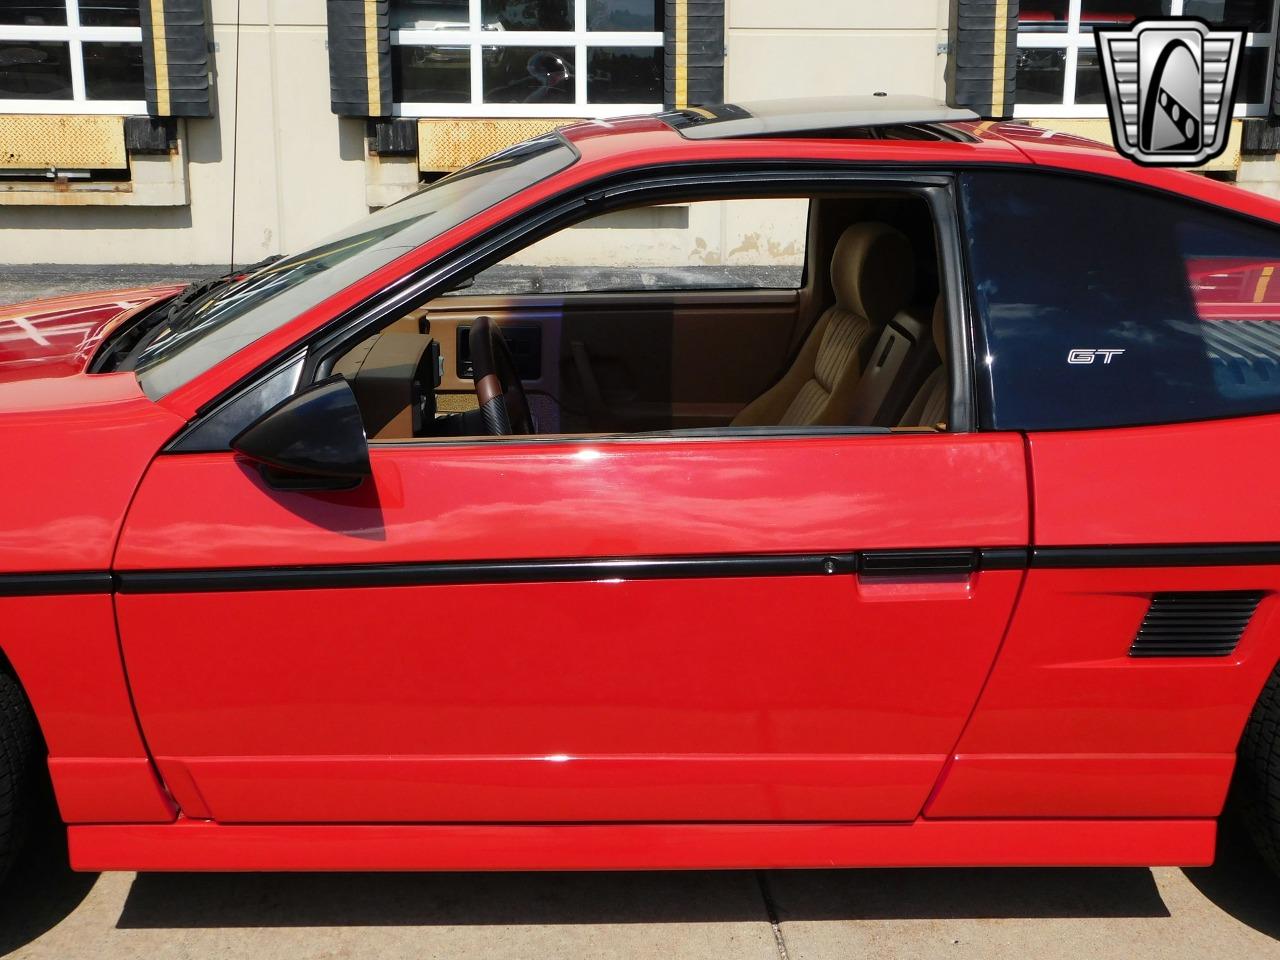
[469, 0, 483, 107]
[1063, 0, 1082, 109]
[65, 0, 87, 102]
[575, 0, 588, 107]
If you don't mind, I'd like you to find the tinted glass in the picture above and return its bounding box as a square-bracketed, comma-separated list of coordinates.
[0, 41, 72, 99]
[1015, 48, 1066, 104]
[79, 0, 141, 27]
[1079, 0, 1172, 27]
[1240, 46, 1269, 104]
[1184, 0, 1272, 32]
[481, 0, 571, 30]
[962, 171, 1280, 430]
[483, 45, 573, 103]
[0, 2, 67, 26]
[1074, 48, 1106, 105]
[134, 135, 578, 399]
[587, 0, 662, 31]
[83, 41, 144, 100]
[390, 0, 468, 29]
[392, 44, 470, 102]
[1017, 0, 1069, 32]
[587, 47, 660, 103]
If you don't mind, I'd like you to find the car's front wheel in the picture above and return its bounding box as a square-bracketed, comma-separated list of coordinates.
[0, 669, 39, 883]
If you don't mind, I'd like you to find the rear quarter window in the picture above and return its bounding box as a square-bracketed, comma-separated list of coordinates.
[960, 170, 1280, 430]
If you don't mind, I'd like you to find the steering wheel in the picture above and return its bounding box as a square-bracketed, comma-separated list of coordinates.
[469, 316, 535, 436]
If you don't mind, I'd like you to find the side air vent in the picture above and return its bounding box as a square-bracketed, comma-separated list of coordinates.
[1129, 591, 1265, 658]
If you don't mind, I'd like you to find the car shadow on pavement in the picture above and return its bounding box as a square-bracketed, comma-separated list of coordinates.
[1183, 818, 1280, 941]
[0, 811, 98, 956]
[116, 863, 1172, 929]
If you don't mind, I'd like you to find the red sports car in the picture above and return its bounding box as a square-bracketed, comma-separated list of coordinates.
[3, 96, 1280, 876]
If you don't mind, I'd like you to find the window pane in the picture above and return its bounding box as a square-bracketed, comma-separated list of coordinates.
[1074, 48, 1106, 105]
[393, 44, 470, 102]
[1017, 1, 1069, 33]
[135, 135, 577, 399]
[962, 170, 1280, 430]
[83, 41, 144, 100]
[587, 0, 663, 31]
[1184, 0, 1272, 32]
[587, 47, 660, 103]
[0, 41, 72, 99]
[1239, 46, 1269, 104]
[79, 0, 142, 27]
[481, 0, 572, 31]
[1015, 47, 1066, 104]
[0, 2, 67, 26]
[390, 0, 468, 30]
[462, 198, 809, 295]
[483, 46, 573, 103]
[1079, 0, 1172, 29]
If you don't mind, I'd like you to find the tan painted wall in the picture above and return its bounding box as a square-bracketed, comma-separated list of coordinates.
[723, 0, 949, 101]
[500, 198, 809, 268]
[1, 0, 369, 266]
[0, 0, 956, 267]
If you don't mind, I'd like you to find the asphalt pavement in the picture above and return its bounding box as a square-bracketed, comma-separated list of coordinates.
[2, 813, 1280, 960]
[0, 266, 227, 306]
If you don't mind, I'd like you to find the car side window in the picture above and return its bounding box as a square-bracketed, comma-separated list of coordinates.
[452, 197, 810, 295]
[960, 170, 1280, 430]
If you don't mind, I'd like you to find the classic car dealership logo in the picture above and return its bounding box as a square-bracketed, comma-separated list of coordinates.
[1096, 18, 1243, 167]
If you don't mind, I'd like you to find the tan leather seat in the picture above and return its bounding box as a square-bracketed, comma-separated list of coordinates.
[733, 222, 915, 427]
[899, 298, 948, 428]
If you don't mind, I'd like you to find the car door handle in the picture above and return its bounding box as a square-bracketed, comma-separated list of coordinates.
[859, 550, 978, 578]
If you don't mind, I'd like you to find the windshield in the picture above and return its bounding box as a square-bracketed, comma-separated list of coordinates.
[132, 134, 577, 399]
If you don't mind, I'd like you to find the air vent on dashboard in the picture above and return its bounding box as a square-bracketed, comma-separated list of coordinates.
[1129, 591, 1265, 658]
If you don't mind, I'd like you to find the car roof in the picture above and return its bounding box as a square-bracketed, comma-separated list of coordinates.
[555, 100, 1280, 227]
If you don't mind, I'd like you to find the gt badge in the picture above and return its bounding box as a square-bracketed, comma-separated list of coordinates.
[1068, 348, 1126, 364]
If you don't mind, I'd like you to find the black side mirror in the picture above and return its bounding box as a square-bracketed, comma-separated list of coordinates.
[230, 375, 371, 488]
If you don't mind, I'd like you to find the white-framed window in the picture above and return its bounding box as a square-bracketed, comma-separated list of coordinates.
[390, 0, 664, 118]
[1014, 0, 1275, 118]
[0, 0, 146, 114]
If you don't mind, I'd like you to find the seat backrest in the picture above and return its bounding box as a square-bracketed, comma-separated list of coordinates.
[732, 222, 915, 427]
[898, 298, 948, 429]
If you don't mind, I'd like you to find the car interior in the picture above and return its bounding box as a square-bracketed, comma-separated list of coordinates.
[329, 190, 951, 441]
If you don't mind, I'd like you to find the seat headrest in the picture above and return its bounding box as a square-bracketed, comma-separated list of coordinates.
[830, 222, 915, 326]
[932, 296, 947, 361]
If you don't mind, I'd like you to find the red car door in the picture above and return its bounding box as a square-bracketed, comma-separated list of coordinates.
[114, 430, 1027, 824]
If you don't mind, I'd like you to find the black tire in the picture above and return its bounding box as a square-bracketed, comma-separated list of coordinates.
[1236, 661, 1280, 876]
[0, 670, 39, 884]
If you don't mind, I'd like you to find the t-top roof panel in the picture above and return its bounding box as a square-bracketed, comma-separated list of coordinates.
[661, 96, 981, 140]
